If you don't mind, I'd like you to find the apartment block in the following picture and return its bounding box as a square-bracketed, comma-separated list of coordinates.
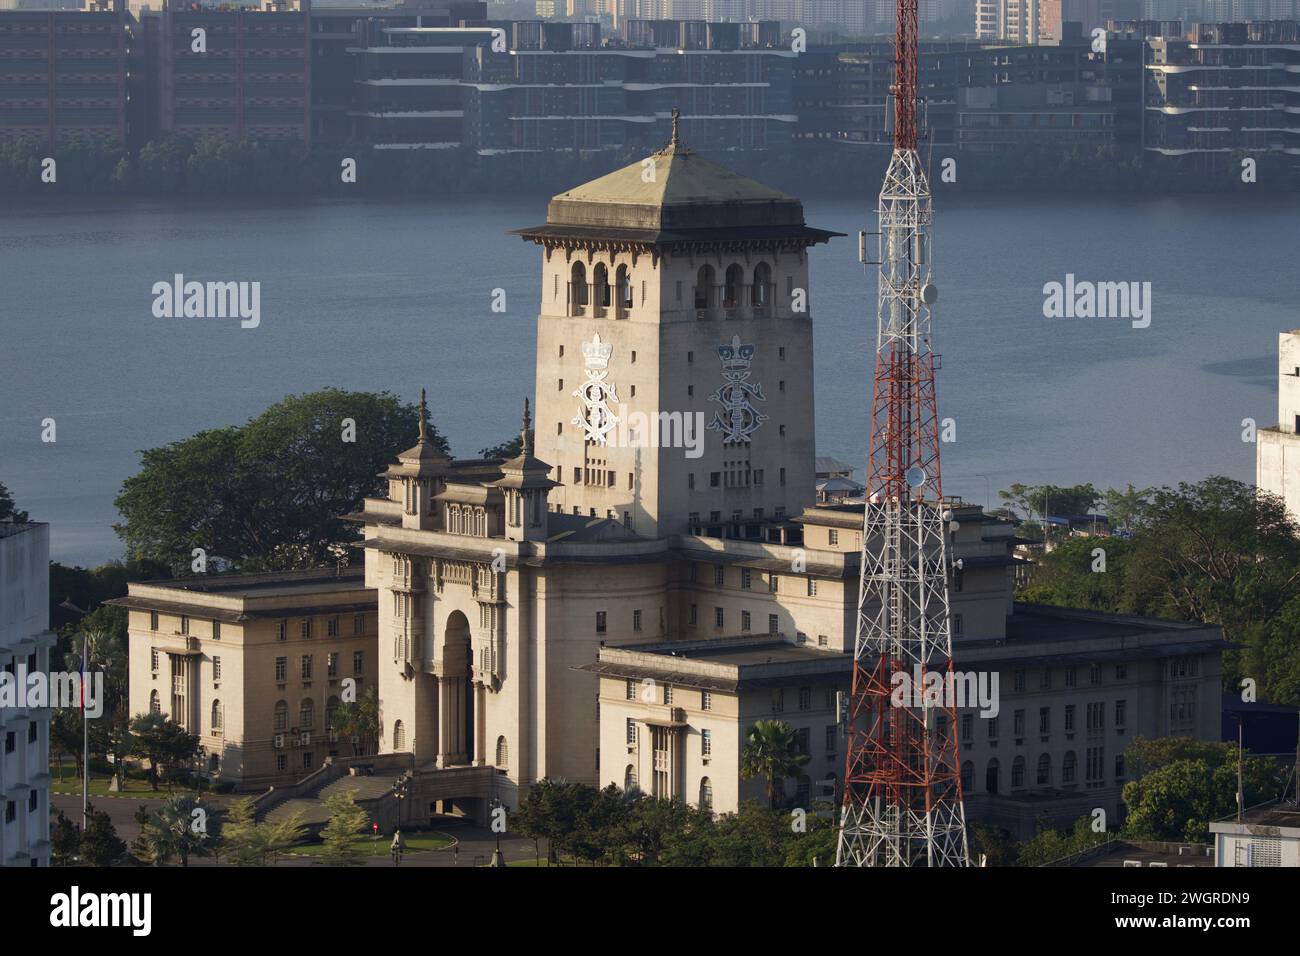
[0, 0, 131, 146]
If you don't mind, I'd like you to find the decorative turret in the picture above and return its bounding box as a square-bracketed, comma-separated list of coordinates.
[383, 388, 451, 531]
[488, 398, 558, 542]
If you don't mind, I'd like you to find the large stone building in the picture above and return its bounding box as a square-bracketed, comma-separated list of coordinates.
[348, 126, 1225, 837]
[1256, 330, 1300, 521]
[0, 522, 54, 867]
[113, 568, 379, 788]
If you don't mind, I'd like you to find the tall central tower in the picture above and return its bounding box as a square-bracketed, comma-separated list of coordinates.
[835, 0, 970, 867]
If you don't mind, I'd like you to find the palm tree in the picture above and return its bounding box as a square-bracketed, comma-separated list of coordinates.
[740, 719, 810, 809]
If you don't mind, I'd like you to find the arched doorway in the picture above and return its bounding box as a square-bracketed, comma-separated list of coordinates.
[441, 611, 473, 764]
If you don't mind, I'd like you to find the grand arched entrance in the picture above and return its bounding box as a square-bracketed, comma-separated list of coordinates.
[437, 611, 473, 766]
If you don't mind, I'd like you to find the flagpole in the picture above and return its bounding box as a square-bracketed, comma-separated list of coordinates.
[82, 631, 88, 831]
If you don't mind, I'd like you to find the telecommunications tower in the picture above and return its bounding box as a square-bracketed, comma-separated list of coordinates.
[834, 0, 970, 867]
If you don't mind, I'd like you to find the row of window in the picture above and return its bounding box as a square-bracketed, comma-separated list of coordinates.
[624, 680, 716, 711]
[272, 651, 365, 682]
[958, 700, 1128, 743]
[1010, 662, 1130, 692]
[964, 748, 1123, 793]
[149, 610, 368, 640]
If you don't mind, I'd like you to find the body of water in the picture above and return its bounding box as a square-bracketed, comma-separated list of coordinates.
[2, 192, 1295, 564]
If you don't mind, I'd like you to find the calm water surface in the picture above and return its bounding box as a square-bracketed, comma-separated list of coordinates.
[2, 193, 1295, 563]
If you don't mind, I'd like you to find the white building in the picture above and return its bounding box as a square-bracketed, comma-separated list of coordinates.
[0, 522, 54, 867]
[1211, 802, 1300, 866]
[1256, 330, 1300, 523]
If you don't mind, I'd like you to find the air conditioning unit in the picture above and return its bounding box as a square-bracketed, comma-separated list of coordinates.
[300, 732, 311, 746]
[273, 734, 284, 749]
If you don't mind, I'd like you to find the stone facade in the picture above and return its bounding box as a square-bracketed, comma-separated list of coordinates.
[351, 133, 1225, 838]
[115, 569, 378, 789]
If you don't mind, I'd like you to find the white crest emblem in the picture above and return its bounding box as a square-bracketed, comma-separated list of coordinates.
[572, 333, 620, 445]
[707, 335, 766, 444]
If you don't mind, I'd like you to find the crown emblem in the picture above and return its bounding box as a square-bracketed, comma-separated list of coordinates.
[581, 333, 613, 371]
[718, 335, 755, 374]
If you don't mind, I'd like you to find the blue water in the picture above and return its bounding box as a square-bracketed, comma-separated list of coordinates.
[1, 193, 1295, 564]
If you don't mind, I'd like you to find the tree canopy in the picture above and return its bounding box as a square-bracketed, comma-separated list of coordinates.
[0, 482, 28, 523]
[1020, 476, 1300, 705]
[114, 389, 446, 573]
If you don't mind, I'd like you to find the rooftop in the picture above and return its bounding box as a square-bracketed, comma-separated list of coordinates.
[513, 109, 841, 247]
[581, 635, 849, 692]
[0, 521, 45, 540]
[123, 567, 364, 599]
[107, 567, 374, 623]
[1211, 800, 1300, 834]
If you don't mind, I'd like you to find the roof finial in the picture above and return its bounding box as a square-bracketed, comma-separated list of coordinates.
[671, 106, 680, 148]
[418, 388, 428, 444]
[521, 397, 532, 456]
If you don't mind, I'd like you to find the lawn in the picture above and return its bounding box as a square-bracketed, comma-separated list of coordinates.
[50, 762, 202, 799]
[288, 832, 455, 857]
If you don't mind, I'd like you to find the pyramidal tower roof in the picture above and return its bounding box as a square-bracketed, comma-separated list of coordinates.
[513, 109, 839, 246]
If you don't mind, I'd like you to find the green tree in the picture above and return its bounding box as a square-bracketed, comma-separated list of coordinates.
[129, 712, 200, 790]
[740, 720, 810, 809]
[80, 804, 127, 866]
[1017, 815, 1111, 866]
[479, 429, 532, 459]
[0, 482, 28, 522]
[317, 792, 370, 866]
[1121, 757, 1280, 843]
[1102, 483, 1154, 533]
[114, 389, 444, 573]
[332, 685, 381, 756]
[969, 823, 1019, 866]
[221, 798, 306, 866]
[260, 811, 307, 865]
[219, 797, 263, 866]
[133, 795, 216, 866]
[64, 624, 128, 720]
[513, 778, 587, 862]
[998, 482, 1101, 523]
[50, 811, 80, 866]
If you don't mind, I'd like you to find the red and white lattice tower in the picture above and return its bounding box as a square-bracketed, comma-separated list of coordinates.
[835, 0, 970, 868]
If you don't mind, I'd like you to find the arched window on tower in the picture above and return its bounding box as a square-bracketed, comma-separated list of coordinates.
[1037, 753, 1051, 786]
[274, 700, 287, 731]
[149, 690, 161, 714]
[699, 776, 712, 810]
[752, 261, 772, 310]
[211, 699, 223, 735]
[986, 758, 1000, 795]
[694, 265, 715, 312]
[393, 720, 406, 751]
[496, 735, 509, 769]
[615, 264, 632, 318]
[593, 263, 610, 315]
[723, 263, 744, 309]
[299, 698, 314, 730]
[570, 262, 588, 315]
[961, 760, 973, 792]
[624, 764, 637, 791]
[1012, 755, 1026, 789]
[1063, 750, 1077, 784]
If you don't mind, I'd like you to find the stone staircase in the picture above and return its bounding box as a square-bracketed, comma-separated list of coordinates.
[254, 753, 413, 831]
